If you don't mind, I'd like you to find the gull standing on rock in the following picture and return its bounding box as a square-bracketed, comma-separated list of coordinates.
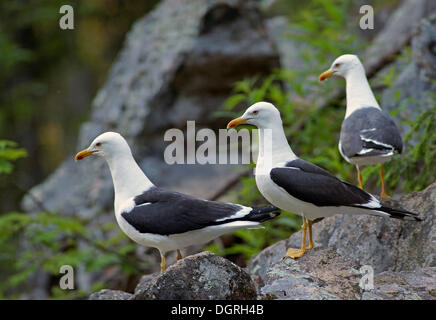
[75, 132, 280, 272]
[319, 54, 403, 197]
[227, 102, 420, 259]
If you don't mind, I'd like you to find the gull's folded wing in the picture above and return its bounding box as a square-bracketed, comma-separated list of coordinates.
[270, 159, 376, 207]
[121, 187, 278, 235]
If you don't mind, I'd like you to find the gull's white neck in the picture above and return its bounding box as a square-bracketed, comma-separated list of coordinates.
[344, 64, 380, 118]
[256, 121, 297, 170]
[104, 152, 154, 214]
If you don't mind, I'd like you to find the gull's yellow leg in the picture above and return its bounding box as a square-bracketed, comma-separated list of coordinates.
[176, 249, 183, 261]
[160, 252, 167, 273]
[285, 217, 307, 259]
[380, 164, 391, 198]
[357, 165, 363, 189]
[306, 220, 314, 250]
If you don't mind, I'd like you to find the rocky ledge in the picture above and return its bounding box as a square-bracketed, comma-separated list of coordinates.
[90, 181, 436, 300]
[90, 251, 257, 300]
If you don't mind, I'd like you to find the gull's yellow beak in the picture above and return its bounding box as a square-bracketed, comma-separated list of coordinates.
[227, 117, 247, 129]
[75, 149, 96, 161]
[319, 69, 335, 81]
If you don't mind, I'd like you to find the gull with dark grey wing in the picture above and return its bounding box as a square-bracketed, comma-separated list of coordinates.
[75, 132, 280, 272]
[319, 54, 403, 197]
[227, 102, 420, 259]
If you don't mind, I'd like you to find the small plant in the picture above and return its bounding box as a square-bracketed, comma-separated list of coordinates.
[0, 140, 27, 175]
[0, 210, 144, 299]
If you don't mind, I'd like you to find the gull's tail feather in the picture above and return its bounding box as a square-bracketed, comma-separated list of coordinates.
[377, 206, 422, 221]
[245, 205, 281, 223]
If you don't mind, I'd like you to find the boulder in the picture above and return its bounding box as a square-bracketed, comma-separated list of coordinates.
[132, 251, 257, 300]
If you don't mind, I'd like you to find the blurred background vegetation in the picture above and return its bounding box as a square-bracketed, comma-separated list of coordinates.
[0, 0, 159, 299]
[0, 0, 435, 299]
[0, 0, 158, 212]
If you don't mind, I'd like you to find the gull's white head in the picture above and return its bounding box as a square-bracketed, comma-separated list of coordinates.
[319, 54, 363, 81]
[227, 102, 282, 129]
[75, 132, 131, 161]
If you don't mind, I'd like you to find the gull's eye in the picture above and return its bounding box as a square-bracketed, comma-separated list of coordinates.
[96, 142, 102, 147]
[334, 63, 341, 68]
[252, 110, 259, 115]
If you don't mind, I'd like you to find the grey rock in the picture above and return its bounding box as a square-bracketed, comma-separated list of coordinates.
[246, 235, 288, 290]
[133, 251, 257, 300]
[381, 14, 436, 138]
[362, 267, 436, 300]
[134, 273, 158, 296]
[258, 248, 436, 300]
[265, 16, 303, 72]
[260, 248, 361, 300]
[89, 289, 133, 300]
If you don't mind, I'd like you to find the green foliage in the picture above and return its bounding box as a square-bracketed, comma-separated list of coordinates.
[0, 140, 27, 175]
[0, 140, 143, 299]
[0, 211, 145, 299]
[0, 0, 160, 212]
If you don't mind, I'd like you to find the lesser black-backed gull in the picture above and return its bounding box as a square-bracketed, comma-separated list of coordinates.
[75, 132, 280, 272]
[319, 54, 403, 197]
[227, 102, 420, 259]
